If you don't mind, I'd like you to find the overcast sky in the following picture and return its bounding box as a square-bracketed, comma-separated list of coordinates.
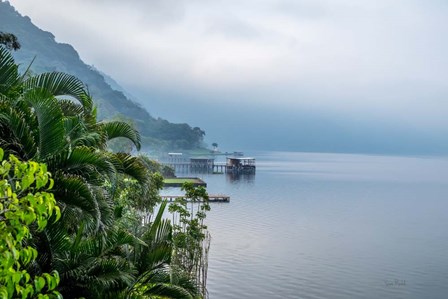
[8, 0, 448, 152]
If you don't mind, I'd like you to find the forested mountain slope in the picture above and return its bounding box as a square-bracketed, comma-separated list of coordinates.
[0, 0, 205, 151]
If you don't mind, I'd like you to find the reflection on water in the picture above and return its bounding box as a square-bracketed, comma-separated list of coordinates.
[225, 172, 256, 184]
[196, 152, 448, 299]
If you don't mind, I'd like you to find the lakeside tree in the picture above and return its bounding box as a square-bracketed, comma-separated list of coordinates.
[168, 184, 211, 295]
[0, 32, 20, 50]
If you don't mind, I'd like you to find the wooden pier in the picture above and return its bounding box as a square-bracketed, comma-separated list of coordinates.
[213, 162, 227, 173]
[162, 159, 255, 174]
[161, 153, 255, 174]
[161, 194, 230, 203]
[163, 177, 206, 187]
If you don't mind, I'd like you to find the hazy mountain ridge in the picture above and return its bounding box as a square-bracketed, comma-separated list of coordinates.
[0, 0, 205, 151]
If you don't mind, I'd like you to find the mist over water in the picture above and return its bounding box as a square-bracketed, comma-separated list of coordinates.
[166, 152, 448, 298]
[8, 0, 448, 155]
[128, 87, 448, 155]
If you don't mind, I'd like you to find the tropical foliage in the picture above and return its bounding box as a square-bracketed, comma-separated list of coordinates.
[169, 184, 211, 295]
[0, 44, 210, 298]
[0, 148, 61, 299]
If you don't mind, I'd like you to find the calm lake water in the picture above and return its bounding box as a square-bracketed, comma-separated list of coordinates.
[165, 151, 448, 299]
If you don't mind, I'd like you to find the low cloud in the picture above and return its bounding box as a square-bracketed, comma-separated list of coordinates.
[8, 0, 448, 151]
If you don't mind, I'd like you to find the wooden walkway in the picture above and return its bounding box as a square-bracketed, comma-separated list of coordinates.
[161, 162, 255, 174]
[161, 194, 230, 203]
[162, 162, 224, 173]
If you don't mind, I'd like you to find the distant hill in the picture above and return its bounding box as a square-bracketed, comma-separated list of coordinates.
[0, 0, 206, 152]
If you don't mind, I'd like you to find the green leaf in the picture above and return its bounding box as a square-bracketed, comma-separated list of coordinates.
[23, 89, 66, 159]
[23, 72, 92, 111]
[34, 277, 45, 292]
[0, 46, 20, 96]
[100, 121, 141, 150]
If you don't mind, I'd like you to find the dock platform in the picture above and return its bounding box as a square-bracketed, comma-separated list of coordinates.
[163, 177, 206, 187]
[161, 194, 230, 203]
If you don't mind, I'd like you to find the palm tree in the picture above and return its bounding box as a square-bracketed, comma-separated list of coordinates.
[0, 46, 144, 232]
[36, 201, 198, 299]
[126, 201, 200, 299]
[1, 45, 206, 298]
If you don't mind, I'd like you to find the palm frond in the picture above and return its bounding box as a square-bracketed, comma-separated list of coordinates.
[65, 146, 116, 178]
[130, 267, 195, 299]
[0, 103, 37, 159]
[115, 228, 148, 249]
[147, 201, 168, 240]
[55, 174, 102, 231]
[58, 254, 135, 298]
[63, 115, 84, 144]
[136, 202, 173, 272]
[47, 146, 116, 182]
[96, 187, 115, 232]
[86, 257, 136, 296]
[0, 46, 20, 97]
[136, 241, 172, 275]
[23, 71, 93, 111]
[60, 106, 104, 148]
[19, 55, 36, 82]
[59, 98, 84, 116]
[112, 153, 149, 187]
[137, 283, 193, 299]
[55, 227, 139, 297]
[23, 88, 66, 159]
[76, 132, 104, 148]
[99, 121, 141, 150]
[35, 223, 72, 274]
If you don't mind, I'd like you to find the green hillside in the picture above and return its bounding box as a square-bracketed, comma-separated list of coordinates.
[0, 1, 206, 152]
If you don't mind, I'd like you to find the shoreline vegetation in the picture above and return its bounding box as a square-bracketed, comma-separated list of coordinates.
[0, 38, 211, 298]
[164, 178, 207, 187]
